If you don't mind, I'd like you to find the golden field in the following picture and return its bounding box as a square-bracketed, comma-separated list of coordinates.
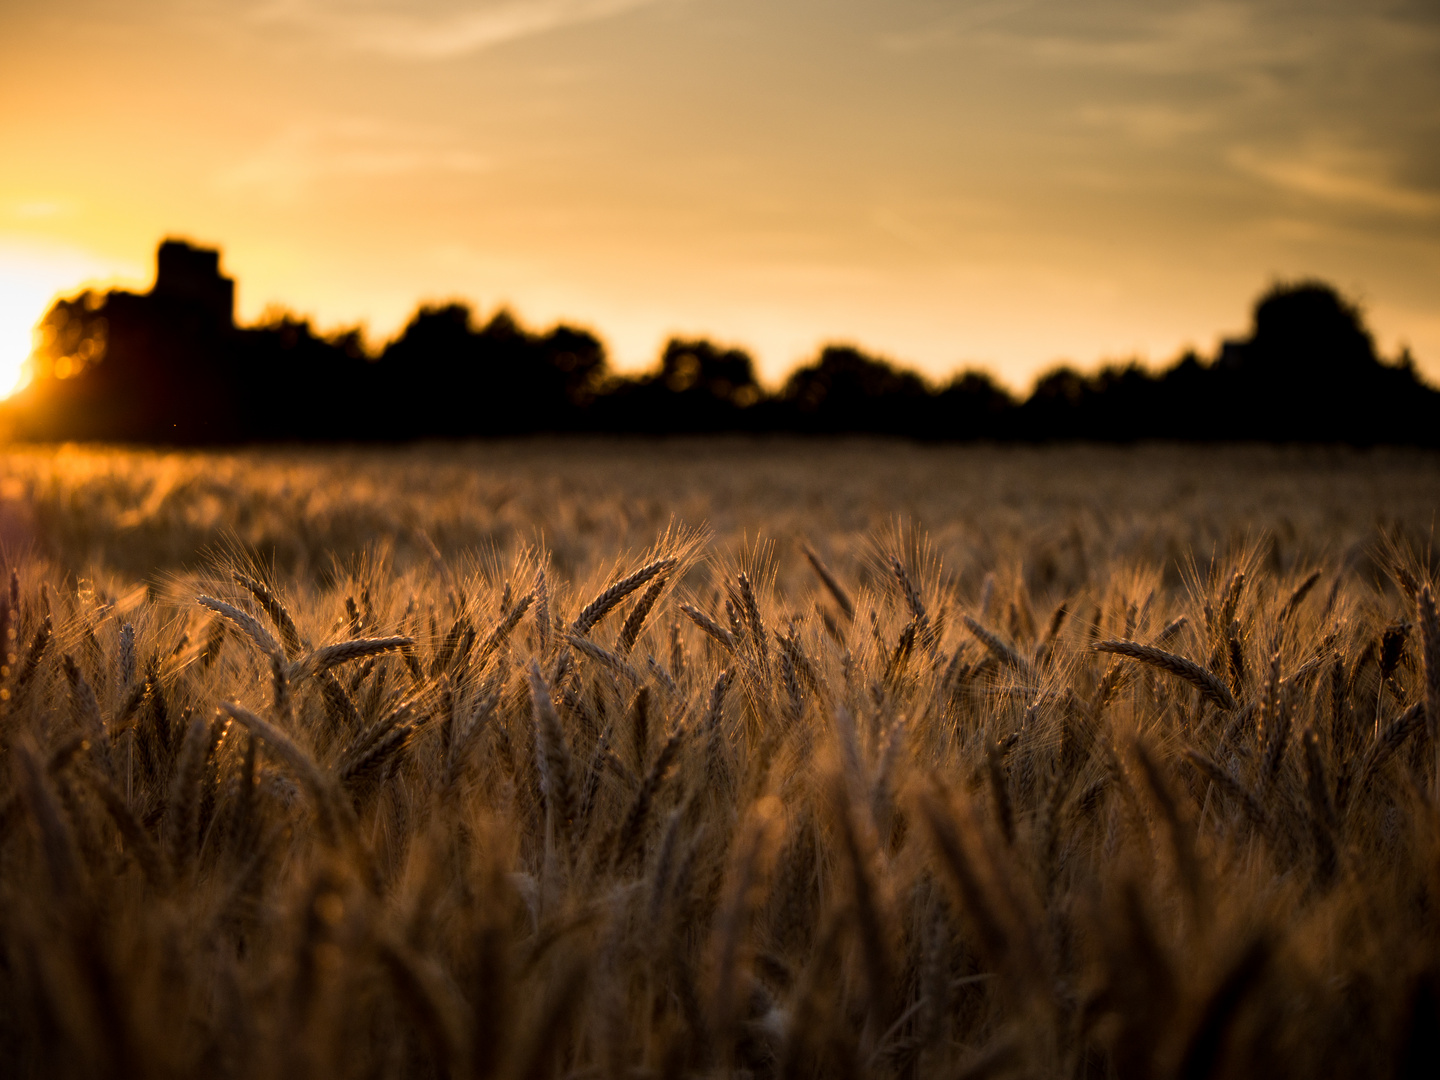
[0, 439, 1438, 1080]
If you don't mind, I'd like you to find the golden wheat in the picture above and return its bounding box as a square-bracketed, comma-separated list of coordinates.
[0, 441, 1437, 1078]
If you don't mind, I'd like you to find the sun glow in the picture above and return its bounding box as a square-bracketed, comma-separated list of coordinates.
[0, 271, 47, 398]
[0, 243, 141, 400]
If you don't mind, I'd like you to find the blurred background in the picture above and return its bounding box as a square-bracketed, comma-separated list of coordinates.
[3, 0, 1439, 402]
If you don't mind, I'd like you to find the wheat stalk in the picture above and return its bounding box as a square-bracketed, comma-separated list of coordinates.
[1417, 583, 1440, 793]
[802, 543, 855, 620]
[529, 661, 577, 845]
[613, 724, 684, 871]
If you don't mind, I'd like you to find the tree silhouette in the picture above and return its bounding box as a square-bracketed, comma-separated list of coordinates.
[779, 345, 932, 434]
[1205, 281, 1434, 442]
[1229, 283, 1379, 380]
[237, 311, 371, 441]
[8, 242, 1438, 444]
[597, 338, 764, 432]
[372, 304, 607, 437]
[376, 303, 486, 437]
[933, 371, 1015, 439]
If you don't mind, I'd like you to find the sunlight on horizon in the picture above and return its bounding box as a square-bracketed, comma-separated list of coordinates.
[0, 244, 141, 399]
[3, 2, 1437, 393]
[0, 282, 44, 398]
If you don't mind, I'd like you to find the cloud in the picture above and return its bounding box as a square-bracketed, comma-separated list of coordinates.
[908, 1, 1438, 88]
[998, 3, 1294, 75]
[247, 0, 665, 59]
[876, 1, 1304, 72]
[1231, 145, 1440, 218]
[215, 118, 492, 202]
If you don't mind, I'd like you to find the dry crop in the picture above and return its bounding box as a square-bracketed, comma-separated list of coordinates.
[0, 440, 1439, 1080]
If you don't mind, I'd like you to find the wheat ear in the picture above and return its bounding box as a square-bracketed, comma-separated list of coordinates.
[963, 615, 1032, 675]
[616, 576, 667, 656]
[232, 571, 304, 658]
[570, 558, 677, 636]
[679, 603, 736, 650]
[291, 636, 413, 681]
[564, 633, 644, 685]
[1091, 639, 1237, 711]
[198, 596, 283, 661]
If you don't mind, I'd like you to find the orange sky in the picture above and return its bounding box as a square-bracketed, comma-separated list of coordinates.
[3, 0, 1439, 395]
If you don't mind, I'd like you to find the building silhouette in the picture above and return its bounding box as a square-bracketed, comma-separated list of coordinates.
[151, 239, 235, 326]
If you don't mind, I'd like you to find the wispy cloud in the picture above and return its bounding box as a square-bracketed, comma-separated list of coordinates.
[1231, 144, 1440, 218]
[215, 118, 491, 202]
[1000, 3, 1290, 75]
[915, 1, 1438, 84]
[248, 0, 665, 59]
[877, 1, 1304, 72]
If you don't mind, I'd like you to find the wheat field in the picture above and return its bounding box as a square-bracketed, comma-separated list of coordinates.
[1, 439, 1439, 1080]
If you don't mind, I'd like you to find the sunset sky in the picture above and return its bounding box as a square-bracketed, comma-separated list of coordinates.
[3, 0, 1439, 395]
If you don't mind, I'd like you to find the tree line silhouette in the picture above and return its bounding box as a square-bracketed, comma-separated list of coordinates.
[7, 239, 1437, 444]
